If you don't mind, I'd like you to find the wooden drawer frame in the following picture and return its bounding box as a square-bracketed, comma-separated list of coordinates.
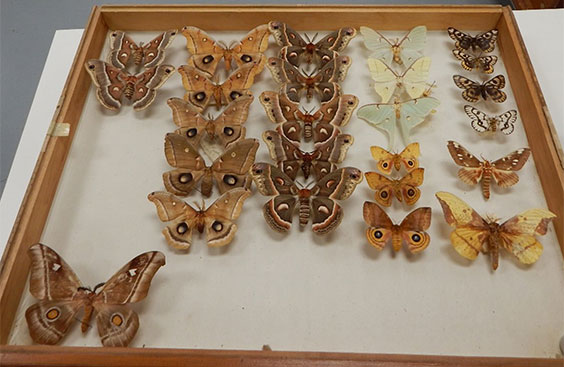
[0, 5, 563, 366]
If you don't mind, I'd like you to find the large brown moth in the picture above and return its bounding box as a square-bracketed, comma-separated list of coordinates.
[167, 94, 253, 149]
[85, 60, 175, 111]
[182, 24, 270, 77]
[250, 163, 363, 234]
[452, 74, 506, 103]
[148, 188, 251, 249]
[163, 134, 258, 197]
[178, 57, 265, 111]
[266, 56, 351, 102]
[447, 27, 498, 54]
[446, 141, 530, 200]
[365, 168, 425, 207]
[108, 30, 177, 69]
[268, 21, 357, 67]
[25, 243, 165, 347]
[452, 50, 498, 74]
[363, 201, 432, 253]
[463, 105, 517, 135]
[262, 125, 354, 181]
[259, 90, 358, 141]
[436, 191, 555, 271]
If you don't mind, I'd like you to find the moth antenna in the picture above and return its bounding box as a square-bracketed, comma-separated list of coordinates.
[304, 33, 311, 43]
[295, 181, 304, 189]
[311, 33, 318, 43]
[304, 181, 315, 189]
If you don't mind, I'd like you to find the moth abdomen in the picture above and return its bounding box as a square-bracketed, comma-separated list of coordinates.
[482, 167, 492, 200]
[124, 83, 135, 99]
[298, 197, 310, 227]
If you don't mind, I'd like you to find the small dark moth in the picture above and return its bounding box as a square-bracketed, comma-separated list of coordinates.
[453, 74, 506, 103]
[447, 27, 498, 53]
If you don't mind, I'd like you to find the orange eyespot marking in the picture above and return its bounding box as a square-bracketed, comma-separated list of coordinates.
[111, 314, 123, 326]
[46, 308, 60, 320]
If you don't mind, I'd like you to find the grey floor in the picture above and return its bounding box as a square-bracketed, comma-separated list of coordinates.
[0, 0, 506, 198]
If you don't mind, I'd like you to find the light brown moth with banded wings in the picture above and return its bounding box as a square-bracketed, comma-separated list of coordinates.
[167, 94, 253, 149]
[108, 30, 177, 69]
[363, 201, 432, 254]
[25, 243, 165, 347]
[85, 60, 175, 111]
[148, 188, 251, 249]
[259, 90, 358, 141]
[268, 21, 357, 67]
[250, 163, 363, 235]
[436, 191, 555, 271]
[178, 57, 265, 111]
[163, 134, 258, 197]
[446, 141, 530, 200]
[182, 24, 270, 77]
[370, 143, 420, 175]
[266, 56, 351, 102]
[262, 124, 354, 181]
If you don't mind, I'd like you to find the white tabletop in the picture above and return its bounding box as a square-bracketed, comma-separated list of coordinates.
[1, 9, 563, 266]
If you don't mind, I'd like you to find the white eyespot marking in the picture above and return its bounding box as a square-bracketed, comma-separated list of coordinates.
[318, 205, 330, 215]
[231, 152, 237, 158]
[288, 127, 297, 133]
[184, 148, 190, 153]
[128, 269, 137, 277]
[52, 263, 61, 272]
[202, 38, 208, 42]
[276, 203, 289, 211]
[112, 87, 120, 92]
[172, 202, 176, 206]
[120, 52, 128, 58]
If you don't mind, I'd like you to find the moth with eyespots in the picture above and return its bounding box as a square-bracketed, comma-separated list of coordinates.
[268, 21, 357, 67]
[446, 141, 530, 200]
[370, 143, 420, 175]
[250, 163, 363, 234]
[108, 30, 177, 69]
[447, 27, 498, 53]
[365, 168, 424, 207]
[148, 188, 251, 249]
[25, 244, 165, 347]
[363, 201, 432, 253]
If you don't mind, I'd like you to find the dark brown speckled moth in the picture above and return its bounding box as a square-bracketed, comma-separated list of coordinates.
[250, 163, 363, 234]
[148, 188, 251, 249]
[163, 134, 258, 197]
[108, 30, 177, 69]
[25, 243, 165, 347]
[85, 59, 175, 111]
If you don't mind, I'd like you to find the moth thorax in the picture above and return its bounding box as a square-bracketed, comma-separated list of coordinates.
[298, 194, 311, 227]
[124, 82, 135, 99]
[133, 48, 143, 65]
[392, 225, 402, 252]
[305, 43, 316, 54]
[201, 168, 214, 197]
[224, 52, 233, 71]
[205, 122, 216, 138]
[392, 45, 402, 64]
[489, 117, 498, 132]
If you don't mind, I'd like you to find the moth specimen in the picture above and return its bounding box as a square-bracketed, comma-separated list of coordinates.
[262, 126, 354, 180]
[365, 168, 425, 207]
[148, 188, 251, 249]
[357, 97, 440, 148]
[464, 105, 517, 135]
[259, 90, 358, 141]
[268, 21, 357, 67]
[453, 75, 506, 103]
[250, 163, 363, 234]
[447, 27, 498, 53]
[363, 201, 431, 253]
[360, 25, 427, 65]
[266, 56, 351, 102]
[452, 50, 498, 74]
[167, 94, 253, 149]
[367, 56, 432, 102]
[182, 24, 270, 76]
[85, 60, 175, 111]
[370, 142, 420, 175]
[178, 57, 265, 111]
[25, 243, 165, 347]
[446, 141, 530, 200]
[435, 191, 555, 270]
[108, 30, 177, 69]
[163, 134, 259, 197]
